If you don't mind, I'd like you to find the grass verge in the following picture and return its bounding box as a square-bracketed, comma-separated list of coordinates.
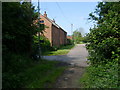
[3, 59, 68, 88]
[80, 61, 118, 88]
[43, 44, 75, 56]
[24, 60, 68, 88]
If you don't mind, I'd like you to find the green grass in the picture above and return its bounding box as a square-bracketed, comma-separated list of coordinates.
[80, 61, 118, 88]
[43, 44, 75, 56]
[3, 59, 67, 88]
[24, 60, 67, 88]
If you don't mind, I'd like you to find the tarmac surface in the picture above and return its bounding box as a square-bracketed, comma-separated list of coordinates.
[43, 44, 89, 88]
[43, 44, 89, 67]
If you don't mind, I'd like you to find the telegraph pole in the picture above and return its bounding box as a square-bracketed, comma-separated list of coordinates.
[71, 24, 73, 35]
[71, 24, 74, 44]
[38, 0, 41, 59]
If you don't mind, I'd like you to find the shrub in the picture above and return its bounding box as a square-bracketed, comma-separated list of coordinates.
[32, 35, 52, 55]
[3, 53, 33, 73]
[81, 2, 120, 88]
[67, 39, 73, 45]
[80, 61, 118, 88]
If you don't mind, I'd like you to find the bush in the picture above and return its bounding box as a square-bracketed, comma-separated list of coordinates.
[32, 35, 52, 55]
[40, 38, 51, 52]
[81, 61, 118, 88]
[2, 60, 67, 88]
[2, 53, 35, 88]
[3, 53, 33, 73]
[86, 2, 120, 65]
[67, 39, 74, 45]
[82, 35, 89, 43]
[2, 73, 25, 88]
[50, 46, 59, 51]
[80, 2, 120, 88]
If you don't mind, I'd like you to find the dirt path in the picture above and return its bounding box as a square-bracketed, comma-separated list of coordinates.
[43, 44, 89, 88]
[54, 66, 86, 88]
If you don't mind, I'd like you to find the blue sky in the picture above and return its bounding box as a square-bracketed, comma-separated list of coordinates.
[32, 2, 99, 36]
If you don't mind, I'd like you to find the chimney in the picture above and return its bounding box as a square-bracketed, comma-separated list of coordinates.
[53, 19, 55, 23]
[44, 11, 47, 17]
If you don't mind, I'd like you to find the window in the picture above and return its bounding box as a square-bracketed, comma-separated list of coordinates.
[39, 20, 44, 23]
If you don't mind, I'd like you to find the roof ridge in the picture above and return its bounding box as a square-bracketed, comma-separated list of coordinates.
[40, 14, 66, 33]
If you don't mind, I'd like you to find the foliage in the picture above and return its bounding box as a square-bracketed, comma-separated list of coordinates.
[2, 53, 34, 73]
[2, 1, 46, 68]
[87, 2, 120, 65]
[2, 2, 38, 72]
[3, 60, 67, 88]
[81, 2, 120, 88]
[82, 34, 90, 43]
[72, 30, 83, 44]
[80, 61, 119, 88]
[2, 2, 45, 57]
[2, 2, 38, 55]
[2, 53, 34, 88]
[32, 35, 51, 55]
[2, 2, 46, 88]
[67, 39, 74, 45]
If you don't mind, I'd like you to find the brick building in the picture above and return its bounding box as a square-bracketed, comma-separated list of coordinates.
[67, 35, 73, 40]
[40, 11, 67, 47]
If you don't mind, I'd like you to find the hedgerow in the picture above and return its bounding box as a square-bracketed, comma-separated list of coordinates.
[81, 2, 120, 88]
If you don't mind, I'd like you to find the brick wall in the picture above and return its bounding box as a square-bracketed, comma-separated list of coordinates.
[59, 28, 67, 45]
[64, 31, 67, 44]
[40, 12, 67, 47]
[40, 15, 52, 45]
[52, 25, 60, 47]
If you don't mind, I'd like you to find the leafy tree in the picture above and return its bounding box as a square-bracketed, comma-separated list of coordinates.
[33, 35, 51, 54]
[2, 2, 38, 55]
[87, 2, 120, 64]
[73, 30, 82, 44]
[82, 33, 89, 43]
[2, 2, 46, 72]
[81, 2, 120, 88]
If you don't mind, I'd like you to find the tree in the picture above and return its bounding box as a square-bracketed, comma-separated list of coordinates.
[2, 2, 40, 55]
[82, 33, 89, 43]
[2, 1, 47, 59]
[2, 2, 47, 88]
[81, 2, 120, 88]
[87, 2, 120, 64]
[2, 2, 46, 72]
[73, 30, 82, 44]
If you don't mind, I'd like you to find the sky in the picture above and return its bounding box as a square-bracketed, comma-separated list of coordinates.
[32, 2, 99, 36]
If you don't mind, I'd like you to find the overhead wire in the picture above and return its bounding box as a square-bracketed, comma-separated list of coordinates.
[55, 2, 75, 35]
[55, 2, 72, 25]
